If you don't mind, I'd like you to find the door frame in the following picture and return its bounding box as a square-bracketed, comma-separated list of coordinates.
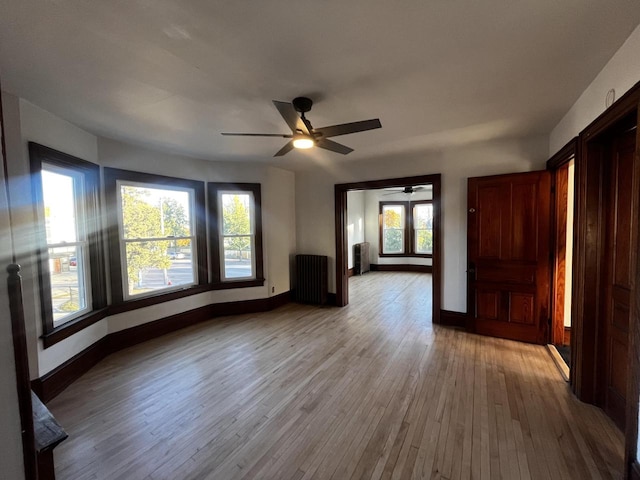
[569, 80, 640, 478]
[546, 138, 577, 352]
[334, 174, 442, 324]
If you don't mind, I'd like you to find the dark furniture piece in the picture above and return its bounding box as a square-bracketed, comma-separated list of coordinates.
[33, 391, 67, 480]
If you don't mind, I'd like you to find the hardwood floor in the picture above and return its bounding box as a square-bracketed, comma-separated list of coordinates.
[49, 272, 624, 479]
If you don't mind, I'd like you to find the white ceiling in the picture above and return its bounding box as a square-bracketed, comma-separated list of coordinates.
[1, 1, 639, 168]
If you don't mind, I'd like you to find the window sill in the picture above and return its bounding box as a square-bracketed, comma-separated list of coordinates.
[108, 284, 212, 315]
[41, 308, 109, 348]
[379, 253, 433, 258]
[210, 278, 265, 290]
[42, 278, 267, 348]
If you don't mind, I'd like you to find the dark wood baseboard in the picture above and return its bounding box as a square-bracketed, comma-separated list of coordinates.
[370, 264, 433, 273]
[439, 309, 468, 328]
[327, 293, 337, 306]
[32, 337, 109, 403]
[563, 326, 571, 346]
[33, 291, 291, 403]
[348, 268, 355, 278]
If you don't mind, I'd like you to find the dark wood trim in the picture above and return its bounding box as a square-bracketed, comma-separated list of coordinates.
[582, 80, 640, 141]
[564, 80, 640, 476]
[440, 309, 468, 328]
[29, 142, 108, 336]
[378, 200, 434, 257]
[207, 182, 264, 285]
[379, 201, 410, 255]
[33, 291, 292, 403]
[564, 326, 571, 347]
[547, 137, 578, 170]
[7, 265, 38, 479]
[348, 268, 355, 278]
[104, 167, 208, 304]
[628, 105, 640, 479]
[327, 292, 337, 306]
[370, 264, 433, 273]
[41, 307, 108, 348]
[33, 337, 109, 403]
[335, 174, 441, 323]
[42, 278, 270, 347]
[377, 253, 434, 259]
[335, 187, 348, 307]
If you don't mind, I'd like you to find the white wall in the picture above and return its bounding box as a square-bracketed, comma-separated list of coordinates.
[3, 97, 296, 378]
[296, 135, 548, 312]
[346, 191, 365, 269]
[550, 24, 640, 154]
[363, 188, 433, 267]
[0, 92, 26, 480]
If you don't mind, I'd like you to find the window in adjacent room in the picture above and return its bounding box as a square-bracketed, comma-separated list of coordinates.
[379, 200, 433, 257]
[381, 203, 406, 254]
[413, 201, 433, 255]
[208, 183, 264, 287]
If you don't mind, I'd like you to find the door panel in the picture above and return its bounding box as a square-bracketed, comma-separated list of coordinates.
[600, 128, 635, 429]
[468, 171, 551, 344]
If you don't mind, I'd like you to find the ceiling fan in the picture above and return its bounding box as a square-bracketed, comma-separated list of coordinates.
[221, 97, 382, 156]
[383, 186, 427, 196]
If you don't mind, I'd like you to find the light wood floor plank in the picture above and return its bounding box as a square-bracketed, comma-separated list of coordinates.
[49, 272, 623, 480]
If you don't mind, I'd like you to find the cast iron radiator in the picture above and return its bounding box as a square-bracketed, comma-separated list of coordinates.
[354, 242, 370, 275]
[295, 254, 328, 305]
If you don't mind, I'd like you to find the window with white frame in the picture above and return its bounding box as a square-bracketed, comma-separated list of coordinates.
[381, 203, 406, 254]
[413, 201, 434, 255]
[379, 200, 434, 257]
[41, 164, 91, 325]
[30, 142, 106, 341]
[208, 183, 264, 286]
[104, 167, 207, 304]
[116, 182, 197, 298]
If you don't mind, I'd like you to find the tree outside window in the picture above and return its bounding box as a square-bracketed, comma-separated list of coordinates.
[382, 204, 405, 254]
[379, 200, 433, 257]
[118, 183, 196, 298]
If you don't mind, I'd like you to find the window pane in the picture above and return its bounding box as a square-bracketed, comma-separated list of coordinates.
[383, 205, 403, 229]
[121, 185, 192, 239]
[383, 229, 404, 253]
[414, 204, 433, 254]
[222, 193, 252, 235]
[223, 236, 253, 278]
[415, 230, 433, 254]
[42, 169, 78, 244]
[414, 204, 433, 230]
[125, 240, 194, 296]
[47, 245, 88, 325]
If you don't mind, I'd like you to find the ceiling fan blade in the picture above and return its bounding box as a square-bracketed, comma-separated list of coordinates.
[314, 119, 382, 138]
[221, 133, 292, 137]
[316, 138, 353, 155]
[274, 140, 295, 157]
[273, 101, 310, 135]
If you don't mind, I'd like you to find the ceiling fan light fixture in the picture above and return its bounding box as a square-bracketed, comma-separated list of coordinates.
[293, 135, 315, 149]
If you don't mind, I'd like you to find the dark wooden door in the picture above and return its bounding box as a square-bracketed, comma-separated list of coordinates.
[599, 128, 636, 430]
[467, 171, 552, 344]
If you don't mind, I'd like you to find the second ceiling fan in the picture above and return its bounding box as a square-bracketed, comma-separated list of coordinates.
[221, 97, 382, 156]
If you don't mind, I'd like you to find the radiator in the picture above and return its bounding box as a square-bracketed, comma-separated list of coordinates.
[295, 254, 328, 305]
[354, 242, 370, 275]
